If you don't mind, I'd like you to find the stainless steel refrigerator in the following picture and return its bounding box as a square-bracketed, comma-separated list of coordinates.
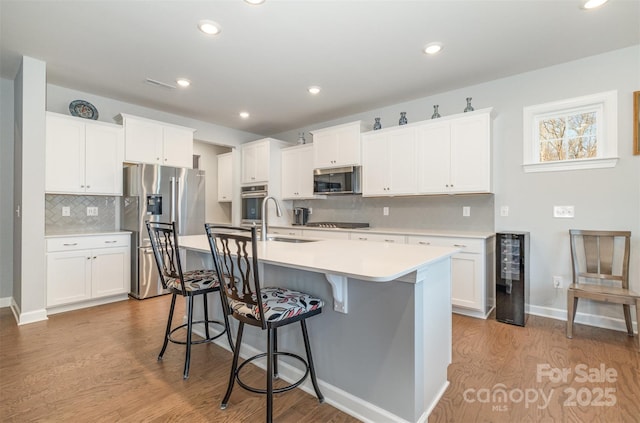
[121, 163, 206, 299]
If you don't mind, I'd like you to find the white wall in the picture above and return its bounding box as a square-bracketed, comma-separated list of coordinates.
[46, 84, 262, 148]
[0, 78, 14, 303]
[193, 140, 233, 224]
[12, 57, 47, 324]
[275, 45, 640, 329]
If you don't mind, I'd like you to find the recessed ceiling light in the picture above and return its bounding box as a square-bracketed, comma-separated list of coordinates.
[176, 78, 191, 88]
[423, 42, 443, 55]
[198, 20, 221, 35]
[239, 111, 250, 119]
[244, 0, 265, 4]
[308, 86, 321, 95]
[583, 0, 608, 9]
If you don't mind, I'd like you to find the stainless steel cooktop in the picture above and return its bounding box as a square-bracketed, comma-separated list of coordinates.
[304, 222, 369, 229]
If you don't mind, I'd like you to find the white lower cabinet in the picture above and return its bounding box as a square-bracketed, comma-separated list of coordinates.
[407, 235, 494, 318]
[268, 228, 303, 237]
[350, 232, 406, 243]
[302, 229, 350, 240]
[46, 234, 130, 311]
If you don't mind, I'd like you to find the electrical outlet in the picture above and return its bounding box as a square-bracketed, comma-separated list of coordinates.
[500, 206, 509, 217]
[553, 276, 563, 289]
[86, 206, 98, 216]
[308, 207, 312, 215]
[383, 206, 389, 216]
[553, 206, 575, 218]
[62, 206, 70, 217]
[463, 206, 470, 217]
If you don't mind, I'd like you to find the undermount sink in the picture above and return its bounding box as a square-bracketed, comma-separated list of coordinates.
[266, 236, 318, 243]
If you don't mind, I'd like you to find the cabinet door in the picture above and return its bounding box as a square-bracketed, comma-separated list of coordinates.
[124, 118, 163, 164]
[84, 123, 124, 195]
[282, 146, 314, 199]
[313, 124, 361, 168]
[45, 114, 85, 194]
[242, 141, 269, 184]
[297, 145, 315, 197]
[362, 132, 389, 195]
[450, 114, 491, 193]
[388, 130, 417, 195]
[451, 253, 483, 310]
[217, 153, 233, 202]
[163, 126, 194, 168]
[91, 247, 129, 298]
[416, 123, 451, 194]
[281, 148, 300, 198]
[302, 229, 350, 240]
[47, 250, 92, 306]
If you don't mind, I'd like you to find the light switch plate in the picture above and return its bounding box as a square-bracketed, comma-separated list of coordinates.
[553, 206, 574, 218]
[383, 206, 389, 216]
[500, 206, 509, 217]
[62, 206, 70, 217]
[87, 206, 99, 216]
[463, 206, 470, 217]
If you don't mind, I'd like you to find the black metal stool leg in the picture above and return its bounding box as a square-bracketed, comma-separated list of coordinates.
[266, 327, 274, 423]
[220, 292, 234, 352]
[273, 327, 279, 378]
[184, 296, 194, 380]
[158, 293, 177, 360]
[221, 322, 244, 409]
[301, 319, 324, 403]
[203, 293, 211, 339]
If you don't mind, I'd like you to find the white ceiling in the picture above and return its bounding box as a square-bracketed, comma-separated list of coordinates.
[1, 0, 639, 136]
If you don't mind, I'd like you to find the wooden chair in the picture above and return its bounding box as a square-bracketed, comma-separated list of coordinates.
[205, 224, 324, 423]
[146, 221, 234, 379]
[567, 229, 640, 351]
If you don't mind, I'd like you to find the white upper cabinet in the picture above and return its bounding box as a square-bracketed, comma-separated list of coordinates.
[362, 128, 417, 196]
[46, 112, 124, 195]
[217, 152, 233, 202]
[360, 109, 492, 197]
[281, 145, 315, 199]
[311, 121, 364, 169]
[417, 109, 492, 194]
[241, 139, 270, 184]
[116, 113, 194, 169]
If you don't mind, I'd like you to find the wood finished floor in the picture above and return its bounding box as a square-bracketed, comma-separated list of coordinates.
[1, 296, 638, 422]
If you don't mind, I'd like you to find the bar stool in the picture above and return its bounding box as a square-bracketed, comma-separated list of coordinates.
[146, 221, 234, 379]
[204, 224, 325, 423]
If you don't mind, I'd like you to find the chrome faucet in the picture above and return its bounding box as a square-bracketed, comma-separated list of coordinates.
[261, 196, 282, 240]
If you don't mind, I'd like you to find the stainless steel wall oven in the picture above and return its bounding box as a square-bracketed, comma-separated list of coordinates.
[241, 184, 267, 225]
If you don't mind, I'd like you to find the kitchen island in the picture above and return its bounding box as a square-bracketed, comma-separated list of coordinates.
[179, 234, 458, 423]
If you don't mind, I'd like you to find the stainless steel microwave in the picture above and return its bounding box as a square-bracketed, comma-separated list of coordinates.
[313, 166, 361, 195]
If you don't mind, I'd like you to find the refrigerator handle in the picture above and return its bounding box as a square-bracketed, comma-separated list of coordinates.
[176, 177, 182, 234]
[170, 176, 176, 224]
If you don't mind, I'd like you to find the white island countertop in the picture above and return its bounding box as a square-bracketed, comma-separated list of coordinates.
[179, 234, 459, 283]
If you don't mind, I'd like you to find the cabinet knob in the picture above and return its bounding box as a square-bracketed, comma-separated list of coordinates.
[80, 185, 84, 188]
[86, 257, 91, 260]
[86, 185, 90, 188]
[93, 256, 97, 259]
[418, 241, 431, 245]
[157, 157, 160, 160]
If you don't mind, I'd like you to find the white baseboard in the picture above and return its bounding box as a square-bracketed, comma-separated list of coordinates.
[45, 294, 129, 315]
[0, 297, 11, 308]
[199, 328, 414, 423]
[527, 304, 638, 334]
[10, 298, 48, 325]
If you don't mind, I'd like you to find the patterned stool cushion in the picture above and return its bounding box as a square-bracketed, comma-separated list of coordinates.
[229, 287, 324, 322]
[166, 269, 219, 292]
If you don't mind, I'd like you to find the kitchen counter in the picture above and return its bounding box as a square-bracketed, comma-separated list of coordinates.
[180, 234, 456, 422]
[45, 230, 132, 238]
[271, 224, 495, 239]
[179, 234, 457, 282]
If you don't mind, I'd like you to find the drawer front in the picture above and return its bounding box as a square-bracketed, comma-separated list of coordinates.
[269, 228, 303, 237]
[407, 235, 484, 254]
[351, 232, 406, 244]
[47, 234, 130, 252]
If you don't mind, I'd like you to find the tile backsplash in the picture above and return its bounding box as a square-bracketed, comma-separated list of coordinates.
[294, 194, 494, 232]
[45, 194, 117, 234]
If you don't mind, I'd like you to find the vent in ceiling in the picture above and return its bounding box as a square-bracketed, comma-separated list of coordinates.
[145, 78, 176, 89]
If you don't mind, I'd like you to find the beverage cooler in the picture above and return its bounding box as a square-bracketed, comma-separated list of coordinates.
[496, 232, 530, 326]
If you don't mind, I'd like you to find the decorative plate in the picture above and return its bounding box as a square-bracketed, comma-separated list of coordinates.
[69, 100, 98, 120]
